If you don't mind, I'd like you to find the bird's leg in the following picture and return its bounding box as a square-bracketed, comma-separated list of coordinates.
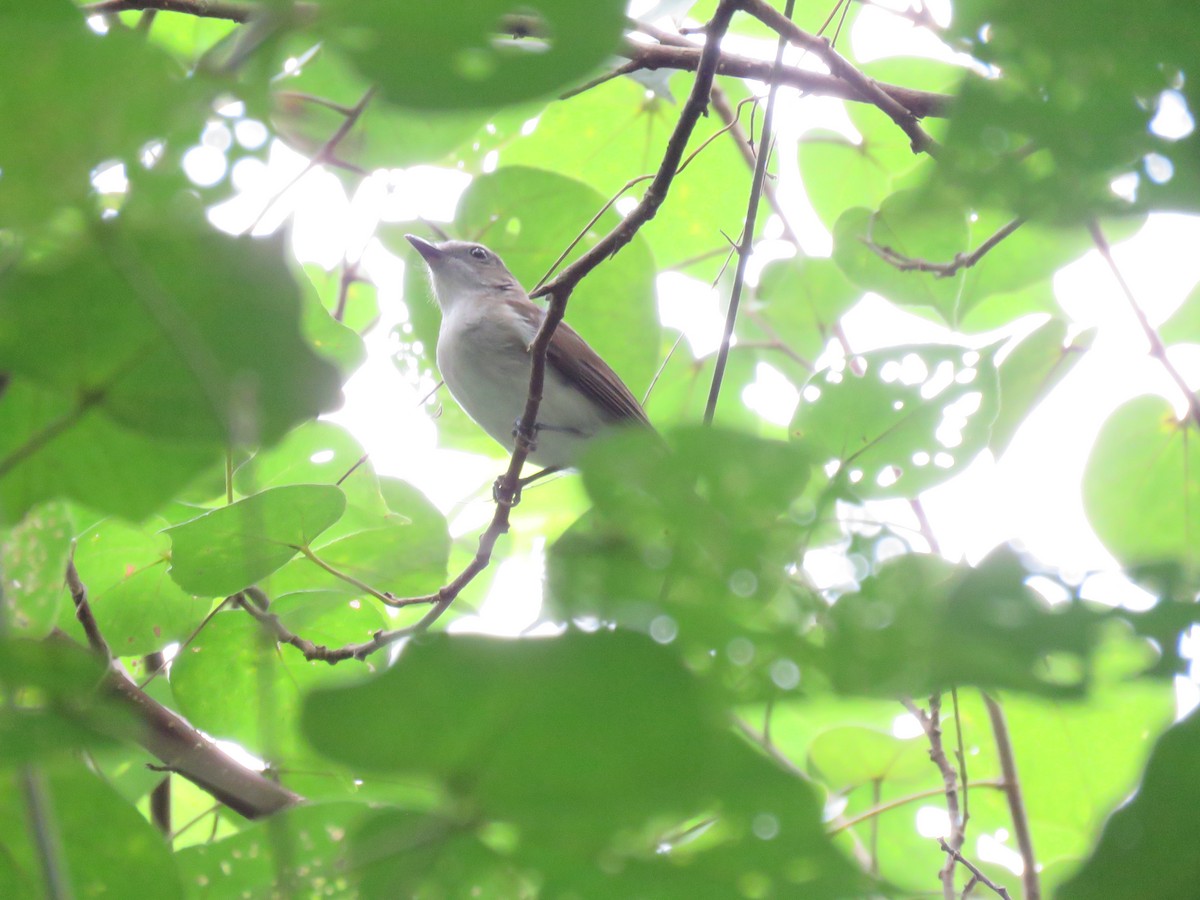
[492, 465, 565, 507]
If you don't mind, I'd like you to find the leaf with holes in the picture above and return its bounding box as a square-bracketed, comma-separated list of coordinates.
[165, 484, 346, 597]
[791, 343, 1000, 499]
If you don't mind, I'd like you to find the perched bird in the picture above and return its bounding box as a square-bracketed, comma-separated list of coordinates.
[406, 235, 651, 477]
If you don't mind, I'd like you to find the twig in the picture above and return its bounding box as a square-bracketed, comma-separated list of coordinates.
[703, 0, 795, 424]
[983, 693, 1040, 900]
[938, 839, 1012, 899]
[865, 217, 1025, 277]
[84, 0, 259, 20]
[902, 694, 963, 900]
[736, 0, 940, 155]
[66, 542, 110, 658]
[828, 779, 1005, 835]
[1089, 220, 1200, 427]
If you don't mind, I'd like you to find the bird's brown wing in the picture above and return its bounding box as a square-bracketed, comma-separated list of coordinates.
[511, 300, 650, 426]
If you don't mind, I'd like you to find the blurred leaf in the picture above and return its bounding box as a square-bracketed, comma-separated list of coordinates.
[0, 501, 71, 636]
[549, 427, 819, 700]
[791, 342, 1000, 499]
[941, 0, 1200, 219]
[1057, 705, 1200, 899]
[0, 759, 183, 899]
[0, 2, 204, 226]
[1083, 396, 1200, 569]
[319, 0, 627, 110]
[821, 547, 1100, 697]
[0, 215, 342, 445]
[0, 638, 133, 764]
[165, 484, 346, 596]
[303, 629, 869, 896]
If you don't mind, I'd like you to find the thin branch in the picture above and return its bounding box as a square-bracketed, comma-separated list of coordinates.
[828, 779, 1005, 835]
[736, 0, 940, 155]
[84, 0, 258, 20]
[295, 545, 405, 607]
[1089, 220, 1200, 427]
[902, 694, 963, 900]
[703, 0, 794, 424]
[983, 693, 1040, 900]
[66, 542, 110, 658]
[866, 217, 1025, 277]
[938, 839, 1012, 899]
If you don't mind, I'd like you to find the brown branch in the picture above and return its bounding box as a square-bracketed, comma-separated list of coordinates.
[1089, 220, 1200, 427]
[866, 217, 1025, 277]
[938, 838, 1013, 899]
[736, 0, 940, 154]
[66, 544, 109, 658]
[623, 38, 951, 119]
[902, 694, 964, 900]
[983, 694, 1040, 900]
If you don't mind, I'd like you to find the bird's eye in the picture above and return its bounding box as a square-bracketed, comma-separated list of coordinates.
[469, 246, 488, 261]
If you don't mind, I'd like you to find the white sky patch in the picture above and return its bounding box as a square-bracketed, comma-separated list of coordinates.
[742, 361, 800, 425]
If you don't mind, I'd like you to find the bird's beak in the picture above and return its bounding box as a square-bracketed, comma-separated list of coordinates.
[405, 234, 442, 263]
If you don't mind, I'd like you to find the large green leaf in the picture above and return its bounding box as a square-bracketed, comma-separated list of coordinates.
[1083, 396, 1200, 570]
[821, 548, 1100, 697]
[319, 0, 627, 110]
[70, 515, 208, 656]
[165, 484, 346, 596]
[303, 630, 869, 897]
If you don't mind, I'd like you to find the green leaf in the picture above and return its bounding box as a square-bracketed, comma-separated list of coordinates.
[319, 0, 627, 110]
[0, 501, 72, 635]
[989, 319, 1094, 455]
[497, 74, 754, 278]
[0, 216, 342, 446]
[1057, 706, 1200, 899]
[0, 759, 184, 899]
[807, 726, 929, 791]
[176, 802, 361, 898]
[165, 484, 347, 596]
[303, 630, 868, 896]
[791, 343, 1000, 499]
[69, 515, 208, 656]
[1159, 278, 1200, 345]
[169, 598, 381, 760]
[752, 256, 859, 363]
[1083, 396, 1200, 569]
[273, 44, 489, 169]
[822, 548, 1100, 697]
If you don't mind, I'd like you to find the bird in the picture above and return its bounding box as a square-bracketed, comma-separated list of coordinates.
[405, 234, 652, 486]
